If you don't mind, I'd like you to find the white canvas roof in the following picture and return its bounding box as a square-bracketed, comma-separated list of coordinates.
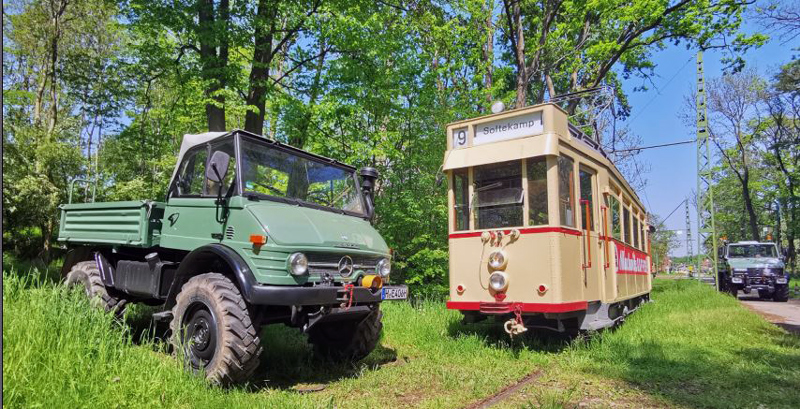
[170, 131, 228, 183]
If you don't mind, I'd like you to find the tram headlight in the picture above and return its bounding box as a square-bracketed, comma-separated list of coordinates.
[376, 258, 391, 278]
[489, 272, 508, 292]
[288, 252, 308, 276]
[488, 251, 507, 269]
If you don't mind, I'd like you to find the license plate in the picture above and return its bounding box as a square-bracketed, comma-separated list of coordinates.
[382, 286, 408, 300]
[776, 278, 787, 284]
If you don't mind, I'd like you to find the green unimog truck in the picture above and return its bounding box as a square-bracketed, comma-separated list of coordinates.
[718, 241, 789, 302]
[58, 129, 407, 384]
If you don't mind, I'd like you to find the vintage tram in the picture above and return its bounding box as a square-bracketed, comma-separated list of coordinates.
[443, 103, 652, 335]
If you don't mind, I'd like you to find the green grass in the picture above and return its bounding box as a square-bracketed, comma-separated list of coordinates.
[4, 262, 800, 408]
[499, 279, 800, 408]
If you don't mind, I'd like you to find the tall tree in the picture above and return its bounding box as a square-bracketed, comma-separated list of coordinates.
[707, 68, 767, 241]
[498, 0, 764, 111]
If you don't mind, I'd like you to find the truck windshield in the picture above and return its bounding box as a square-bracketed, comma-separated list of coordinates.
[728, 244, 777, 258]
[240, 139, 365, 216]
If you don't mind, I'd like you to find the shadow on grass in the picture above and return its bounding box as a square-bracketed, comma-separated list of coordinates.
[446, 316, 575, 355]
[587, 335, 800, 408]
[124, 312, 398, 392]
[246, 324, 398, 391]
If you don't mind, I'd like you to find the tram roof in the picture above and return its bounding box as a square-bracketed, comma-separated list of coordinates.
[443, 102, 647, 219]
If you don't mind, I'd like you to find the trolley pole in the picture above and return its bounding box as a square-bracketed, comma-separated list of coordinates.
[695, 52, 719, 289]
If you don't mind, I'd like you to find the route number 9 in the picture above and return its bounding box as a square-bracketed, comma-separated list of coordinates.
[453, 128, 468, 148]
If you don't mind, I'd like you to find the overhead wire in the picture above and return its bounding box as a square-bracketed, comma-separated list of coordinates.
[626, 55, 695, 126]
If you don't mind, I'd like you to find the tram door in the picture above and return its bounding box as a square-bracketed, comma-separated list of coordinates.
[578, 166, 602, 301]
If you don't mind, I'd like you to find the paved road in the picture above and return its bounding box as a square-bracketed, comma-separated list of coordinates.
[738, 293, 800, 335]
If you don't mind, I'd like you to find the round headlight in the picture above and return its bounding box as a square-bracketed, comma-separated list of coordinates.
[376, 258, 391, 277]
[288, 252, 308, 276]
[488, 251, 507, 269]
[489, 272, 508, 291]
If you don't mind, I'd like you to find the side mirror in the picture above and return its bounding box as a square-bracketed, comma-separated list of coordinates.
[207, 151, 231, 183]
[648, 225, 656, 234]
[359, 167, 379, 221]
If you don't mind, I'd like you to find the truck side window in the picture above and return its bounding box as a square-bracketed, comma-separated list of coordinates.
[558, 155, 575, 227]
[453, 170, 469, 231]
[526, 157, 548, 226]
[176, 148, 208, 197]
[473, 160, 523, 229]
[609, 195, 621, 240]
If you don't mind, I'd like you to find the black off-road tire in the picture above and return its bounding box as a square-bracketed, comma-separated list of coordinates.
[727, 282, 738, 298]
[308, 307, 383, 362]
[65, 260, 128, 315]
[773, 285, 789, 302]
[170, 273, 262, 385]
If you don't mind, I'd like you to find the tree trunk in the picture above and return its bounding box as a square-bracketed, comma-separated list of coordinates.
[244, 0, 277, 135]
[289, 40, 327, 148]
[511, 1, 527, 108]
[740, 170, 760, 241]
[198, 0, 229, 132]
[48, 14, 60, 134]
[482, 0, 494, 104]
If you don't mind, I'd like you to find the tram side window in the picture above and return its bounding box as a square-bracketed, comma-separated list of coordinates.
[474, 160, 523, 229]
[558, 156, 576, 227]
[579, 169, 595, 230]
[640, 219, 646, 250]
[633, 217, 640, 249]
[609, 195, 621, 240]
[527, 157, 548, 225]
[623, 206, 631, 245]
[453, 170, 469, 231]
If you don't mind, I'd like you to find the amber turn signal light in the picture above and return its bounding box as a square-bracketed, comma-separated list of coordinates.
[249, 234, 268, 245]
[362, 275, 383, 290]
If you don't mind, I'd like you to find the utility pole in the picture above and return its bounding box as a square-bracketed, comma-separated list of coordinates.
[695, 52, 719, 289]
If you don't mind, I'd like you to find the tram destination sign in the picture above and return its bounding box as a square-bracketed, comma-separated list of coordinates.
[473, 111, 543, 146]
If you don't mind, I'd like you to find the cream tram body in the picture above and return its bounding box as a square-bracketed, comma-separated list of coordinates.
[444, 103, 651, 331]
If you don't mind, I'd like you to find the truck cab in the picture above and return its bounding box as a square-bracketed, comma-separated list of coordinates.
[58, 129, 407, 384]
[720, 241, 789, 302]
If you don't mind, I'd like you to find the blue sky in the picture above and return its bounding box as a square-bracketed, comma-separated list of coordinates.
[620, 25, 796, 257]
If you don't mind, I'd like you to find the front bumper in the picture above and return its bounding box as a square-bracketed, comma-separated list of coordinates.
[247, 284, 408, 306]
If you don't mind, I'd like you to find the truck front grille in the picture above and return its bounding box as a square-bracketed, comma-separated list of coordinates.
[306, 253, 381, 277]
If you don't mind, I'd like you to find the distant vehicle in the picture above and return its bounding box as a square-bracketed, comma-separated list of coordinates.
[58, 130, 407, 384]
[442, 103, 652, 336]
[718, 241, 789, 302]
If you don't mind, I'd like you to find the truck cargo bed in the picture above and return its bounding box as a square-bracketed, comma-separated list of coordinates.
[57, 200, 165, 247]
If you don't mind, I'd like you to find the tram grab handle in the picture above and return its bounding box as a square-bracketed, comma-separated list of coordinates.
[581, 199, 592, 269]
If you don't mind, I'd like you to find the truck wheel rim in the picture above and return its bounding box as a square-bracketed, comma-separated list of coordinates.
[183, 303, 217, 369]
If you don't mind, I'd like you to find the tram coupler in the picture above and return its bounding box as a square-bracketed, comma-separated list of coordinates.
[504, 305, 528, 337]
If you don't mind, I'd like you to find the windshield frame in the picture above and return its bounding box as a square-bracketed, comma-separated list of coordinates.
[727, 244, 778, 258]
[235, 132, 368, 218]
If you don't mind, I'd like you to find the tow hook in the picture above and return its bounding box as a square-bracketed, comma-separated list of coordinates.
[503, 304, 528, 337]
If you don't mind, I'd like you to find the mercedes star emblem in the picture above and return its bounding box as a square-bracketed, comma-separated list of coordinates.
[338, 255, 354, 276]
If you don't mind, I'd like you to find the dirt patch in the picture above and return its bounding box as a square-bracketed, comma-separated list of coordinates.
[464, 370, 543, 409]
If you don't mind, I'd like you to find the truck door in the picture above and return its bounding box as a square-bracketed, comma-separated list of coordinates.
[161, 140, 236, 251]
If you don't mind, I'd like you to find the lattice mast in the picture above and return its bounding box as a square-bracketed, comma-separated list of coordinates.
[695, 52, 719, 288]
[685, 200, 693, 261]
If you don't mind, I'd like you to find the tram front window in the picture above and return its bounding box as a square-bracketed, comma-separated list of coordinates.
[473, 160, 523, 229]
